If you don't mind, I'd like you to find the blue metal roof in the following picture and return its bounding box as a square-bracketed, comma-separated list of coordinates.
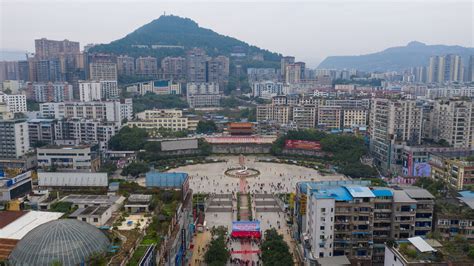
[312, 186, 353, 201]
[345, 186, 375, 198]
[459, 191, 474, 198]
[372, 189, 393, 197]
[146, 171, 188, 188]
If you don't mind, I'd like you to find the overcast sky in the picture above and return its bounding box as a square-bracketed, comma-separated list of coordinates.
[1, 0, 473, 67]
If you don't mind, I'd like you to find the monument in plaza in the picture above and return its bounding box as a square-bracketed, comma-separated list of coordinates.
[225, 154, 260, 178]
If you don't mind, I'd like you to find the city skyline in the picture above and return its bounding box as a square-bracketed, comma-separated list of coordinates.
[1, 0, 473, 67]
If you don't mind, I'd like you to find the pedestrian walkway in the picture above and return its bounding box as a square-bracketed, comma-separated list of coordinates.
[190, 231, 211, 266]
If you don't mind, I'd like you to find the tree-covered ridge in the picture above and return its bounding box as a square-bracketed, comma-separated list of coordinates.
[90, 15, 282, 62]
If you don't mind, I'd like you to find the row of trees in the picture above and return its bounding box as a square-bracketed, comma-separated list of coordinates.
[204, 227, 230, 266]
[271, 129, 377, 178]
[133, 93, 189, 113]
[261, 229, 293, 266]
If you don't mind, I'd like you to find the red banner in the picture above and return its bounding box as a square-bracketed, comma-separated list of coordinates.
[285, 140, 321, 151]
[231, 250, 261, 254]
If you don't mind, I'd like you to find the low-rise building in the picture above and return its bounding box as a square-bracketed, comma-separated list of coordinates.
[36, 145, 99, 171]
[27, 82, 73, 102]
[126, 80, 181, 95]
[0, 171, 32, 201]
[125, 194, 153, 213]
[0, 119, 30, 159]
[186, 82, 221, 108]
[384, 237, 445, 266]
[127, 109, 198, 132]
[0, 92, 27, 113]
[69, 205, 113, 227]
[60, 194, 125, 212]
[37, 172, 108, 188]
[430, 153, 474, 190]
[435, 191, 474, 241]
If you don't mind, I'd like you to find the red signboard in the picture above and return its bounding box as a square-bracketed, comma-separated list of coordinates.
[285, 140, 321, 151]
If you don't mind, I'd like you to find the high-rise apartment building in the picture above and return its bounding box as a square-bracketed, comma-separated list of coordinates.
[161, 56, 186, 80]
[28, 118, 58, 146]
[27, 82, 73, 102]
[116, 55, 135, 76]
[40, 100, 133, 123]
[428, 100, 473, 148]
[468, 55, 474, 82]
[28, 59, 62, 82]
[186, 48, 208, 83]
[0, 92, 27, 113]
[79, 81, 102, 102]
[207, 56, 230, 86]
[370, 99, 423, 171]
[88, 62, 118, 99]
[293, 105, 317, 129]
[428, 55, 464, 83]
[280, 56, 295, 80]
[0, 61, 20, 82]
[135, 56, 158, 77]
[295, 181, 434, 265]
[89, 62, 117, 81]
[0, 119, 30, 159]
[34, 38, 80, 60]
[285, 63, 302, 84]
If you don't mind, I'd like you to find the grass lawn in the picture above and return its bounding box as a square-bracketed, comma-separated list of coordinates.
[128, 245, 149, 266]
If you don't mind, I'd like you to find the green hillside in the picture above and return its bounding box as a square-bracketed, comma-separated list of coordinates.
[90, 15, 281, 68]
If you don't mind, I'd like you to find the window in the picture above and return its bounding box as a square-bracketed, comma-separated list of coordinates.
[319, 252, 324, 258]
[82, 218, 86, 222]
[93, 218, 99, 222]
[320, 226, 325, 230]
[321, 208, 326, 212]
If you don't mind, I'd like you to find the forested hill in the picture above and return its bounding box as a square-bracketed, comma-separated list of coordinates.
[90, 15, 282, 66]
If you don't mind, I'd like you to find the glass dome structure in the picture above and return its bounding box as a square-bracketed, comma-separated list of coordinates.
[9, 219, 110, 266]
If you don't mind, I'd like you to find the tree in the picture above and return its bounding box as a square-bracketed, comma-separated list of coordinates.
[121, 162, 149, 177]
[132, 93, 189, 113]
[109, 126, 148, 151]
[99, 162, 118, 176]
[204, 228, 230, 266]
[196, 120, 217, 134]
[261, 229, 293, 266]
[221, 97, 240, 108]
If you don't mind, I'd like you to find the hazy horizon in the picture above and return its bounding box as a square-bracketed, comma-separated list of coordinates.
[1, 0, 473, 67]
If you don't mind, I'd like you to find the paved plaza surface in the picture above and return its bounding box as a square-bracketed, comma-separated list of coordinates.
[174, 156, 346, 265]
[170, 156, 346, 194]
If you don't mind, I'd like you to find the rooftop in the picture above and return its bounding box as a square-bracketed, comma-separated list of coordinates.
[70, 206, 111, 217]
[128, 194, 153, 203]
[61, 194, 124, 205]
[311, 186, 353, 201]
[0, 211, 63, 240]
[402, 187, 435, 199]
[392, 190, 417, 203]
[372, 188, 393, 197]
[345, 186, 375, 198]
[315, 255, 351, 266]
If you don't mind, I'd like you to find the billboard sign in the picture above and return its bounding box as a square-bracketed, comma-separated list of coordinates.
[232, 221, 261, 232]
[284, 140, 321, 151]
[413, 163, 431, 177]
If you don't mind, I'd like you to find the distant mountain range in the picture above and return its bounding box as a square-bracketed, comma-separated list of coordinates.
[318, 41, 474, 72]
[90, 15, 282, 67]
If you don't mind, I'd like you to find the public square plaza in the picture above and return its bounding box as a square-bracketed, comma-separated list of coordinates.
[170, 155, 346, 194]
[170, 155, 347, 265]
